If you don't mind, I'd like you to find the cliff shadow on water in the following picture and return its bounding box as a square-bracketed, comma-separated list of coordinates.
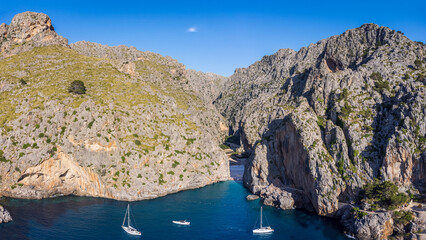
[0, 197, 107, 239]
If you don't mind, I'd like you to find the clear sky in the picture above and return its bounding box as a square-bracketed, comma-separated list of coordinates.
[1, 0, 425, 76]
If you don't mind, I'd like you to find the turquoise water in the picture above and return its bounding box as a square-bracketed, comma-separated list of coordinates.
[0, 181, 348, 240]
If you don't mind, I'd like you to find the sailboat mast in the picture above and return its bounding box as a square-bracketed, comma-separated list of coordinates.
[260, 207, 263, 228]
[128, 204, 131, 227]
[123, 205, 127, 226]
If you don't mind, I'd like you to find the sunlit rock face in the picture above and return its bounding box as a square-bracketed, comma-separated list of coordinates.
[0, 12, 230, 201]
[216, 23, 425, 216]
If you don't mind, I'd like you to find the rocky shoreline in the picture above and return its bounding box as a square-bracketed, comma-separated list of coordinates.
[0, 204, 12, 224]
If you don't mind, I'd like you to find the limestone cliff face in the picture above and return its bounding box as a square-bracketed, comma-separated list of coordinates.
[185, 69, 228, 104]
[0, 12, 229, 201]
[216, 23, 425, 217]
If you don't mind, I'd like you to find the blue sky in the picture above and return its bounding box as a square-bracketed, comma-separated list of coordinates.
[1, 0, 425, 76]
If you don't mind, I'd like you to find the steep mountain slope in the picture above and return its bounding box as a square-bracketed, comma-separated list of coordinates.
[0, 12, 230, 201]
[215, 24, 425, 237]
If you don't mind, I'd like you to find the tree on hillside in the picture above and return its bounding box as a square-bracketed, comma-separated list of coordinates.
[68, 80, 86, 95]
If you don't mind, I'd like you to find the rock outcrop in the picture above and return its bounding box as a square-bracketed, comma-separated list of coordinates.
[0, 11, 68, 58]
[0, 12, 230, 201]
[215, 23, 425, 238]
[340, 208, 394, 240]
[0, 204, 12, 223]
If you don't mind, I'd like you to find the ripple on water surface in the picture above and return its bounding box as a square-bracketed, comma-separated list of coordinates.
[0, 181, 349, 240]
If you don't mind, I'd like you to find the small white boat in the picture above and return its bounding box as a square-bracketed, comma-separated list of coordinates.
[172, 220, 190, 225]
[122, 204, 141, 236]
[253, 206, 274, 234]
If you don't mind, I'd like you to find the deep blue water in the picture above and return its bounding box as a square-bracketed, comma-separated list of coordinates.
[0, 181, 349, 240]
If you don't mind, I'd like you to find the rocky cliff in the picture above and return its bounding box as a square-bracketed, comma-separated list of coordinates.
[0, 12, 230, 201]
[215, 23, 425, 238]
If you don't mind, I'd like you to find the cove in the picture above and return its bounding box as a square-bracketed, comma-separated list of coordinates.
[0, 181, 349, 239]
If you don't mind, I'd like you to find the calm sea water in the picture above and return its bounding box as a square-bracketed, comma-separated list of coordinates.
[0, 181, 349, 240]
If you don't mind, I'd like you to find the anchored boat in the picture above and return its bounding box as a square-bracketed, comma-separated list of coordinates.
[253, 206, 274, 234]
[172, 220, 190, 225]
[122, 204, 141, 236]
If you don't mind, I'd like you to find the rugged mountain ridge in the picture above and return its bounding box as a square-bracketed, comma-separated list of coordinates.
[215, 23, 425, 238]
[0, 12, 230, 201]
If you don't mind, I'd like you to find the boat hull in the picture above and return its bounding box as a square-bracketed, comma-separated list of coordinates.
[122, 225, 142, 236]
[172, 220, 190, 225]
[253, 227, 274, 234]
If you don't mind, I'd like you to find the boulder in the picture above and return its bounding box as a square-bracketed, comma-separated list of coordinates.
[0, 205, 12, 223]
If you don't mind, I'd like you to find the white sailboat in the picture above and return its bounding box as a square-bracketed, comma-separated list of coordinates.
[253, 206, 274, 234]
[122, 204, 141, 236]
[172, 220, 190, 225]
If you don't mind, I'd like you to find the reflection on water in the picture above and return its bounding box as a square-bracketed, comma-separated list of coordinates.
[0, 181, 349, 240]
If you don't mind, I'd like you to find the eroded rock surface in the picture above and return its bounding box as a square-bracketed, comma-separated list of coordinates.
[215, 23, 425, 238]
[0, 11, 68, 58]
[340, 208, 394, 240]
[0, 205, 12, 223]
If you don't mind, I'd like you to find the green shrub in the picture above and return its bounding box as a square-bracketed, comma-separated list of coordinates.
[370, 72, 390, 93]
[167, 171, 175, 175]
[172, 160, 180, 168]
[414, 59, 422, 69]
[317, 116, 325, 128]
[185, 138, 196, 145]
[362, 179, 410, 210]
[219, 144, 230, 150]
[68, 80, 86, 95]
[337, 157, 345, 176]
[0, 150, 9, 163]
[393, 210, 413, 225]
[341, 102, 352, 119]
[351, 207, 367, 219]
[337, 88, 349, 101]
[38, 133, 45, 138]
[19, 79, 27, 85]
[23, 143, 31, 149]
[134, 140, 141, 145]
[159, 174, 166, 185]
[60, 126, 66, 135]
[88, 120, 95, 129]
[353, 150, 359, 158]
[370, 72, 383, 81]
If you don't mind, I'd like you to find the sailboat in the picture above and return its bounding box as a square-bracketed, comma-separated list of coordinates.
[122, 204, 141, 236]
[253, 206, 274, 234]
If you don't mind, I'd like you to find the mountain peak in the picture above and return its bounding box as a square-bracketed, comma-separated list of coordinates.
[0, 11, 68, 58]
